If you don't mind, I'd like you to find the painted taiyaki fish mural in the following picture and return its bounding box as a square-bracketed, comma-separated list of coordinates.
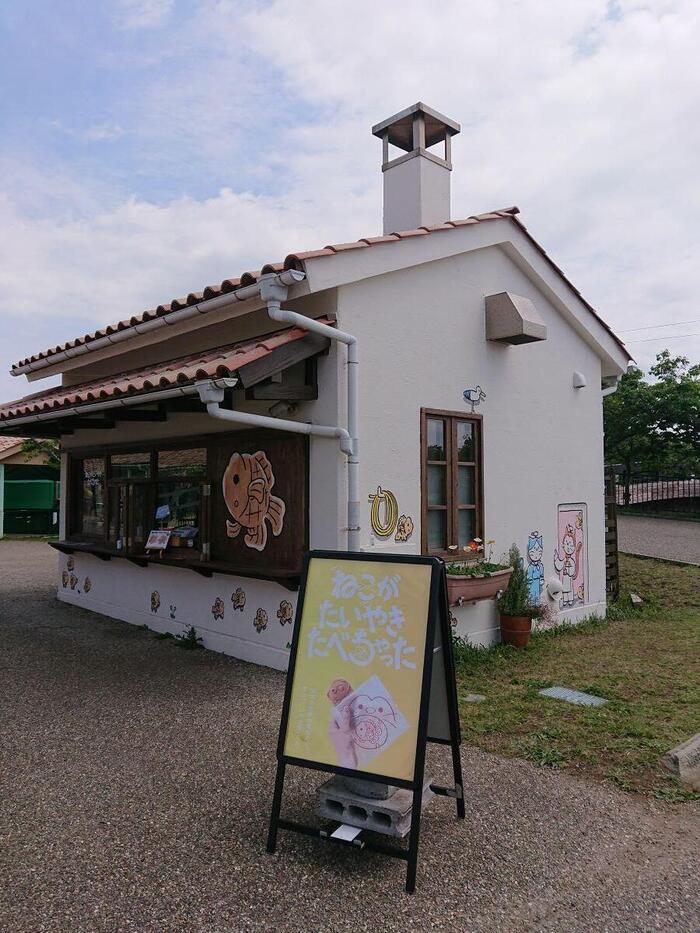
[222, 450, 286, 552]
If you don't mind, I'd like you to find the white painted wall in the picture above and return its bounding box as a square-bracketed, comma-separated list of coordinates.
[57, 550, 297, 669]
[337, 244, 608, 645]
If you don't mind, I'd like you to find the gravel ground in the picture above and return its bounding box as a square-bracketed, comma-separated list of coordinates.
[1, 540, 699, 933]
[618, 515, 700, 565]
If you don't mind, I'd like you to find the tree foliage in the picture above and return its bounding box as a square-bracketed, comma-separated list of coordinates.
[604, 351, 699, 471]
[20, 437, 60, 469]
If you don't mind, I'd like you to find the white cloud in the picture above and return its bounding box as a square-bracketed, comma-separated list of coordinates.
[113, 0, 174, 30]
[82, 122, 126, 142]
[1, 0, 699, 405]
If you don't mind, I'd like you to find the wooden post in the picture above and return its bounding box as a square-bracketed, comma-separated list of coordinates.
[604, 465, 619, 601]
[0, 464, 4, 539]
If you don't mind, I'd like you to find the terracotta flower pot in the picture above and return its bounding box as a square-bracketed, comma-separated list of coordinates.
[499, 614, 532, 649]
[446, 568, 513, 606]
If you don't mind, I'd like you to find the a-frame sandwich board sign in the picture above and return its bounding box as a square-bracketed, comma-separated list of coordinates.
[266, 549, 464, 893]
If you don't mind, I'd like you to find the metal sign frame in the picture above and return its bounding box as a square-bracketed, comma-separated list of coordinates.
[266, 549, 464, 893]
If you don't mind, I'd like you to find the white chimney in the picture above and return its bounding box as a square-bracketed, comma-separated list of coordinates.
[372, 102, 461, 234]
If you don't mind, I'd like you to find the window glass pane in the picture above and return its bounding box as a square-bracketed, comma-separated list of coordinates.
[158, 448, 206, 479]
[457, 509, 476, 547]
[457, 422, 474, 461]
[457, 465, 475, 505]
[111, 451, 151, 479]
[80, 458, 105, 536]
[107, 485, 126, 548]
[427, 464, 447, 506]
[427, 510, 446, 551]
[155, 481, 200, 543]
[427, 419, 445, 460]
[130, 485, 149, 551]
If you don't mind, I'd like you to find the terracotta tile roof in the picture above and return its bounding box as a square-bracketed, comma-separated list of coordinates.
[0, 435, 22, 453]
[9, 205, 629, 370]
[0, 319, 333, 424]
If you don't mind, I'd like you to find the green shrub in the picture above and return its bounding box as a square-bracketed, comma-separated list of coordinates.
[497, 544, 536, 618]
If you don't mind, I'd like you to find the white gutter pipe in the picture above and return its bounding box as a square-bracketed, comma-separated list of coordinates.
[2, 382, 207, 428]
[11, 269, 305, 377]
[258, 275, 360, 552]
[196, 381, 352, 450]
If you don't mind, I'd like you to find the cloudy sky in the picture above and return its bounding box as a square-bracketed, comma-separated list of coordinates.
[1, 0, 698, 402]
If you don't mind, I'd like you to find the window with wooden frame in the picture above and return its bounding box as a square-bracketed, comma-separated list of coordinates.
[65, 431, 308, 580]
[420, 409, 483, 557]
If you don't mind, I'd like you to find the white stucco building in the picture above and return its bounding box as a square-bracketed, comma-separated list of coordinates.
[0, 103, 630, 669]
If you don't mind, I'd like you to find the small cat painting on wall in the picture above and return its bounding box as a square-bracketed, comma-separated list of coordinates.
[554, 505, 587, 608]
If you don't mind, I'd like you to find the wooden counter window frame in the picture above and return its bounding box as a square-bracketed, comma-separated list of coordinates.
[63, 429, 309, 580]
[420, 408, 484, 559]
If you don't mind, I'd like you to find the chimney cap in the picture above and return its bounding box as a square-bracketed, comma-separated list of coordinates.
[372, 102, 461, 152]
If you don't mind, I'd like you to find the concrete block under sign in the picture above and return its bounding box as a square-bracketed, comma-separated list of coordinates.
[317, 776, 434, 838]
[337, 776, 396, 799]
[661, 733, 700, 792]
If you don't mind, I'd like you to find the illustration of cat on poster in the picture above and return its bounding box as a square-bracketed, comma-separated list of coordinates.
[554, 506, 587, 608]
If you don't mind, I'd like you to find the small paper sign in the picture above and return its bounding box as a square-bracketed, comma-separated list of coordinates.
[145, 529, 172, 551]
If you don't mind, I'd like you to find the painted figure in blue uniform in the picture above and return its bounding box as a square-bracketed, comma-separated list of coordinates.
[526, 532, 544, 603]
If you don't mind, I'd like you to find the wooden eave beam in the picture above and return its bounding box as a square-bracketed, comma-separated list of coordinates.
[236, 332, 330, 389]
[111, 405, 167, 422]
[58, 416, 116, 430]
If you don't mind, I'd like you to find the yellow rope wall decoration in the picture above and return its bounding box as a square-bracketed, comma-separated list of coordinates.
[368, 485, 399, 538]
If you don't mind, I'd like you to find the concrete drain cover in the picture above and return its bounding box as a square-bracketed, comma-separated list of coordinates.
[538, 686, 608, 707]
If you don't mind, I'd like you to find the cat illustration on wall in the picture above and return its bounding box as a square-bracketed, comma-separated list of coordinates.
[554, 506, 587, 608]
[231, 587, 246, 612]
[253, 608, 269, 633]
[150, 591, 160, 613]
[395, 515, 414, 542]
[222, 451, 286, 552]
[212, 597, 225, 621]
[525, 532, 544, 603]
[277, 599, 293, 626]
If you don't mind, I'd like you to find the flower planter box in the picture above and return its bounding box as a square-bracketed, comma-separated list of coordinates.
[446, 568, 513, 606]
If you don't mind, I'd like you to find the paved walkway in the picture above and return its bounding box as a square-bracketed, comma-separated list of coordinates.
[618, 514, 700, 565]
[1, 540, 699, 932]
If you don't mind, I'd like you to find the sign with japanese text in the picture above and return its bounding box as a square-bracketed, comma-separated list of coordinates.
[283, 555, 433, 783]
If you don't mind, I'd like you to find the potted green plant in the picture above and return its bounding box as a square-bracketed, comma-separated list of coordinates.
[445, 539, 513, 606]
[497, 544, 538, 648]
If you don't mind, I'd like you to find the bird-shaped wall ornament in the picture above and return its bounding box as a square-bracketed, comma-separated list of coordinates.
[463, 385, 486, 412]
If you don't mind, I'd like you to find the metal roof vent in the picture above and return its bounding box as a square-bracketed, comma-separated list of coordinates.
[372, 102, 461, 235]
[485, 292, 547, 345]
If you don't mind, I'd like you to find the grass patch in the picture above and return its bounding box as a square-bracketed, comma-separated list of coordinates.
[455, 554, 700, 799]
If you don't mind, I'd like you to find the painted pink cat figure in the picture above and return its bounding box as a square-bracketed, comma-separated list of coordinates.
[554, 524, 583, 608]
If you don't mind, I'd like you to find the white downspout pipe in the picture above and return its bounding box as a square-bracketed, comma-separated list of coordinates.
[196, 379, 352, 453]
[258, 276, 360, 552]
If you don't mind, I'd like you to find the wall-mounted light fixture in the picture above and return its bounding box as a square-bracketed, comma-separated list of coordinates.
[573, 371, 587, 389]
